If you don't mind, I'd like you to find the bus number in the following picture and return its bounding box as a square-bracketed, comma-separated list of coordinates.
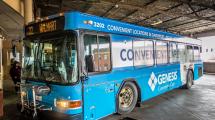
[94, 22, 105, 29]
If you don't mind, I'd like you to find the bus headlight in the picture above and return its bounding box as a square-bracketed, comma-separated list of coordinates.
[56, 100, 81, 109]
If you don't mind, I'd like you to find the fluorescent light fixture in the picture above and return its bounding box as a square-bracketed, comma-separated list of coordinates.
[151, 20, 163, 26]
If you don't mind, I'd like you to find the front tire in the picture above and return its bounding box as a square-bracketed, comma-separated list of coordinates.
[185, 70, 193, 89]
[117, 82, 138, 114]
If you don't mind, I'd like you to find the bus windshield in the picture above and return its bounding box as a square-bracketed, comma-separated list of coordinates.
[22, 32, 78, 84]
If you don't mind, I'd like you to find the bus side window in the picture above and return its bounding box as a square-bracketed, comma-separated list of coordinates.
[84, 34, 98, 72]
[98, 36, 111, 72]
[186, 45, 194, 62]
[133, 40, 154, 67]
[178, 44, 186, 63]
[194, 46, 200, 61]
[156, 41, 168, 65]
[84, 34, 111, 73]
[145, 41, 154, 66]
[169, 42, 179, 63]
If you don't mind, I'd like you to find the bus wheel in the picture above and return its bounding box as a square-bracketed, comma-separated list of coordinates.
[185, 70, 193, 89]
[117, 82, 138, 114]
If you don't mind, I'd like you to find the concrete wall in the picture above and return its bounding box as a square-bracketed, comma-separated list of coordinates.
[198, 36, 215, 73]
[204, 62, 215, 73]
[199, 36, 215, 62]
[3, 0, 24, 16]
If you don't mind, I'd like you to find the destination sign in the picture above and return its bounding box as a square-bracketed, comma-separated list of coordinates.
[25, 16, 65, 36]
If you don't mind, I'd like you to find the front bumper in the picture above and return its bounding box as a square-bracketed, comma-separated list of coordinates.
[38, 110, 82, 120]
[17, 103, 82, 120]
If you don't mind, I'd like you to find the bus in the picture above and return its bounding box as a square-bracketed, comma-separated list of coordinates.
[19, 11, 203, 120]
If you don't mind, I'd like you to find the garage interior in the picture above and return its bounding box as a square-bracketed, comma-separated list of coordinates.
[34, 0, 215, 36]
[0, 0, 215, 120]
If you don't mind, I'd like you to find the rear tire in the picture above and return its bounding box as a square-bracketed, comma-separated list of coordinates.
[185, 70, 193, 89]
[117, 82, 138, 114]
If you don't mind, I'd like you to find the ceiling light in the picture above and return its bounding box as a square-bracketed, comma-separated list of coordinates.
[115, 4, 119, 8]
[151, 20, 163, 26]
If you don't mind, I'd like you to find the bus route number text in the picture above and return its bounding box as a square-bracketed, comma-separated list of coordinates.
[39, 20, 57, 33]
[94, 22, 105, 29]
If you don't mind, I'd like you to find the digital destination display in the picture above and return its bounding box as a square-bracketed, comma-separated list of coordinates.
[25, 16, 65, 36]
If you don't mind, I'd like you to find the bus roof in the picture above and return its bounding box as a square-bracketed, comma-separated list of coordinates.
[64, 11, 181, 39]
[64, 11, 201, 45]
[25, 11, 201, 45]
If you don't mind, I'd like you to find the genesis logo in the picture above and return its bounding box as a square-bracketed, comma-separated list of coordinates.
[148, 72, 158, 91]
[148, 71, 178, 91]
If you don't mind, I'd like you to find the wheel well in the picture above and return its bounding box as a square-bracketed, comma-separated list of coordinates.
[118, 79, 141, 107]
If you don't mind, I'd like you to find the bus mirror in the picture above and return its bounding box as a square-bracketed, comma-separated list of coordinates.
[80, 75, 88, 81]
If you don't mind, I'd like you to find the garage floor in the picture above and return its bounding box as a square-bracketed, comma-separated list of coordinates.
[103, 75, 215, 120]
[3, 75, 215, 120]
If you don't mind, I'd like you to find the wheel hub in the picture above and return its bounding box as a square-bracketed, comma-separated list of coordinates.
[119, 86, 134, 108]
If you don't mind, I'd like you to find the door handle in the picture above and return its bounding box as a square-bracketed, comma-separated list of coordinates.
[105, 88, 114, 93]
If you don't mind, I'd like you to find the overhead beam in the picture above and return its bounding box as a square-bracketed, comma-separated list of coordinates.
[101, 5, 116, 17]
[187, 3, 199, 17]
[158, 8, 215, 22]
[193, 29, 215, 37]
[118, 0, 158, 21]
[172, 0, 215, 10]
[159, 8, 207, 25]
[100, 0, 121, 17]
[143, 0, 158, 6]
[135, 13, 160, 24]
[106, 1, 215, 22]
[119, 9, 138, 21]
[134, 3, 183, 24]
[165, 19, 199, 29]
[165, 14, 215, 29]
[174, 22, 215, 31]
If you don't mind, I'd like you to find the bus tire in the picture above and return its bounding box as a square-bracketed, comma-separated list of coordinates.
[185, 70, 193, 89]
[117, 82, 138, 114]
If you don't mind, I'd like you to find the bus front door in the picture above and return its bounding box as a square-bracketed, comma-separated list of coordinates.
[82, 33, 115, 120]
[83, 76, 115, 120]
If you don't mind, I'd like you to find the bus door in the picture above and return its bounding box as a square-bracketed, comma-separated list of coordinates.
[178, 44, 194, 85]
[81, 33, 115, 120]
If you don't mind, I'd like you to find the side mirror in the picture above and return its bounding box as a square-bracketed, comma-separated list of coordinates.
[80, 74, 88, 81]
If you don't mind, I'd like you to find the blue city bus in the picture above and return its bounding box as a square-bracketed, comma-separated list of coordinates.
[19, 11, 203, 120]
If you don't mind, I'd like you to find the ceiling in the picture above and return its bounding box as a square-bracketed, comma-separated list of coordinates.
[34, 0, 215, 37]
[0, 1, 24, 39]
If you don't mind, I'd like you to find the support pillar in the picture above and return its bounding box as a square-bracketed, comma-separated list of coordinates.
[0, 32, 3, 118]
[0, 90, 2, 118]
[24, 0, 33, 24]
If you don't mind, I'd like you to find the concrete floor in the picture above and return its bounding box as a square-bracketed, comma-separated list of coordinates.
[3, 75, 215, 120]
[3, 78, 21, 120]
